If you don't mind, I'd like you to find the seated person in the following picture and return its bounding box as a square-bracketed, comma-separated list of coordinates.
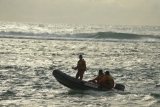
[98, 71, 114, 89]
[88, 70, 104, 84]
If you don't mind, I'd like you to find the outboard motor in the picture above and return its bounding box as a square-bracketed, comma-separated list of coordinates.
[114, 83, 125, 91]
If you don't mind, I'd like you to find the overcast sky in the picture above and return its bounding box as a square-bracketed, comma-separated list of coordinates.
[0, 0, 160, 25]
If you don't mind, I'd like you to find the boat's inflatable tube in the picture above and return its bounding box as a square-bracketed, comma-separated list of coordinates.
[53, 70, 125, 91]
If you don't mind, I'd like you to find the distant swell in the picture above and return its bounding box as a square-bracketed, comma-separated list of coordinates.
[0, 31, 58, 37]
[0, 30, 160, 42]
[72, 32, 156, 39]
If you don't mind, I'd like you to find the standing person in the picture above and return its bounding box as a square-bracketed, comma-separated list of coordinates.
[98, 71, 114, 89]
[72, 55, 86, 80]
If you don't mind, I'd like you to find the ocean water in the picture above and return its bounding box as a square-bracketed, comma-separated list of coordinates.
[0, 22, 160, 107]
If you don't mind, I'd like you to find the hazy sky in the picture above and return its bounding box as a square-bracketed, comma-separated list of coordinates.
[0, 0, 160, 25]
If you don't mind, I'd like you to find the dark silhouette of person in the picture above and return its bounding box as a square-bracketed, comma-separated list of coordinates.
[72, 55, 86, 80]
[98, 71, 114, 89]
[88, 70, 104, 84]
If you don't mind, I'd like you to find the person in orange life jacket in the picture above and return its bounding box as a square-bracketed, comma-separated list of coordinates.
[72, 55, 86, 80]
[98, 71, 114, 89]
[88, 69, 104, 84]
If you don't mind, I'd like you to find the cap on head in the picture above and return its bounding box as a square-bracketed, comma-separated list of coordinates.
[105, 71, 110, 75]
[79, 55, 83, 59]
[98, 69, 103, 75]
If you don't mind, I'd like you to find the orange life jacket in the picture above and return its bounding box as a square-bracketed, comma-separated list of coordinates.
[98, 75, 114, 89]
[77, 59, 86, 71]
[95, 75, 104, 84]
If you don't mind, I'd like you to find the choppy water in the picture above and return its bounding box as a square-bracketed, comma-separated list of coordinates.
[0, 37, 160, 107]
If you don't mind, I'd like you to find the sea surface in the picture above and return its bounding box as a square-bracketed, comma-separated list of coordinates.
[0, 22, 160, 107]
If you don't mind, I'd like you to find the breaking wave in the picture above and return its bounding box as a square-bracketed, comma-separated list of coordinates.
[0, 30, 159, 42]
[0, 22, 160, 42]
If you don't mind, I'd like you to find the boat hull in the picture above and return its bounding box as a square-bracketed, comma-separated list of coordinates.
[53, 70, 125, 91]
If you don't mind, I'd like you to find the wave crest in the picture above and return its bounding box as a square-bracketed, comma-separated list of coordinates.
[0, 30, 160, 42]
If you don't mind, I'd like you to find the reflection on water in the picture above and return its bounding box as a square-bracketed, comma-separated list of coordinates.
[0, 38, 160, 107]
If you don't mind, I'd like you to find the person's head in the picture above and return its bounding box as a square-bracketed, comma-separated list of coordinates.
[105, 71, 110, 75]
[79, 55, 83, 59]
[98, 69, 103, 75]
